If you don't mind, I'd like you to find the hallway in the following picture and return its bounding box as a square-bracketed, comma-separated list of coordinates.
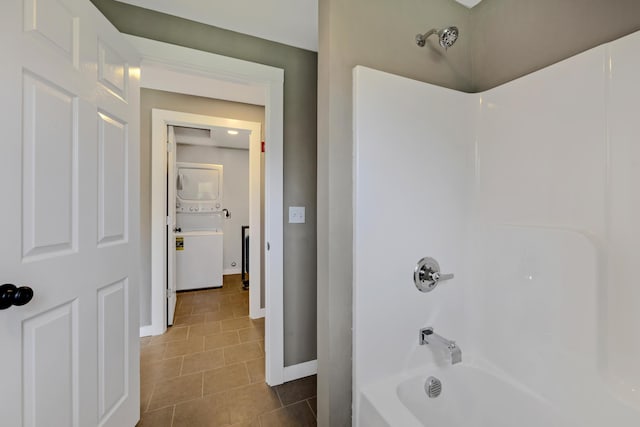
[138, 275, 317, 426]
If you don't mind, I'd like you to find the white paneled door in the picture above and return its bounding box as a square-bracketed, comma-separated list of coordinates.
[0, 1, 140, 426]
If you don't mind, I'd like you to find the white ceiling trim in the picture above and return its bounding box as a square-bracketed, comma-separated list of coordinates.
[454, 0, 483, 8]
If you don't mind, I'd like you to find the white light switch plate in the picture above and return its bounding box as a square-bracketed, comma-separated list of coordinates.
[289, 206, 305, 223]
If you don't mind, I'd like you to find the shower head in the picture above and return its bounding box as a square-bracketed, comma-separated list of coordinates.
[416, 26, 459, 50]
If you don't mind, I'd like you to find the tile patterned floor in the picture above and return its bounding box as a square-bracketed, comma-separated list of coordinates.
[138, 275, 317, 426]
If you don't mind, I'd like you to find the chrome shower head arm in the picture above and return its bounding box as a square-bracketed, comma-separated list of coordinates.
[416, 28, 438, 47]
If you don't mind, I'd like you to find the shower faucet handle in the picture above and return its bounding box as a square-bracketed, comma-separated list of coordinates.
[414, 257, 454, 293]
[430, 271, 454, 282]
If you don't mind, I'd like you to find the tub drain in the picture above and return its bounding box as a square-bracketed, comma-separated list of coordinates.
[425, 376, 442, 398]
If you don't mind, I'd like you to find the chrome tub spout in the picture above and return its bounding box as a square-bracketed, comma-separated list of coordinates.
[420, 327, 462, 365]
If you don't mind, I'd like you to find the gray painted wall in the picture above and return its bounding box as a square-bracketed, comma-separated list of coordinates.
[318, 1, 471, 425]
[318, 0, 640, 425]
[93, 0, 318, 367]
[471, 0, 640, 91]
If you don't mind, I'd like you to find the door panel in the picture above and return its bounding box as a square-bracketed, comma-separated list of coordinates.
[24, 0, 77, 61]
[0, 1, 140, 426]
[23, 301, 79, 427]
[97, 279, 128, 422]
[22, 71, 78, 259]
[98, 111, 128, 245]
[98, 40, 129, 100]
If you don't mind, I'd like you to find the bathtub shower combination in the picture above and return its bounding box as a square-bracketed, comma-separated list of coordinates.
[353, 31, 640, 426]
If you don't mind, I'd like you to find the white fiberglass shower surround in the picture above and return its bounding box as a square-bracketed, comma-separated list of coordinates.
[353, 31, 640, 426]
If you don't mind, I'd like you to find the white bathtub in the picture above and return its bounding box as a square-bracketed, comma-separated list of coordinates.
[359, 362, 640, 427]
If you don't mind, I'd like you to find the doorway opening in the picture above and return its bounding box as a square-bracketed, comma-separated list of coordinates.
[131, 35, 286, 385]
[158, 112, 264, 324]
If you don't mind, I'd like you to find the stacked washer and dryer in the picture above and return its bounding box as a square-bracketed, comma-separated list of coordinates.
[175, 162, 225, 290]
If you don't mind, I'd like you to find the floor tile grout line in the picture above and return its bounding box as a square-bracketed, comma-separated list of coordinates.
[203, 383, 248, 398]
[170, 404, 176, 427]
[258, 405, 286, 424]
[147, 395, 201, 414]
[201, 371, 204, 399]
[306, 398, 317, 419]
[260, 398, 317, 424]
[144, 383, 156, 414]
[244, 360, 251, 385]
[274, 386, 284, 408]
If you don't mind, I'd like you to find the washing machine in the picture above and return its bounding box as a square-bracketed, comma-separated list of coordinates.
[176, 230, 224, 290]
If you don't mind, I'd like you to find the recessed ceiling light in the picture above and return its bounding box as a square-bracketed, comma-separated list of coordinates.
[227, 130, 239, 135]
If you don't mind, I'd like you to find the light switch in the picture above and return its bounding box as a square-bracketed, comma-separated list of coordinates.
[289, 206, 305, 224]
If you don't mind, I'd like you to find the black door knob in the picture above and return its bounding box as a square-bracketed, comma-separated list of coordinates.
[0, 284, 34, 310]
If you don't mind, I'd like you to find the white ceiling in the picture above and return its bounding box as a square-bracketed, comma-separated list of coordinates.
[115, 0, 481, 53]
[115, 0, 318, 51]
[174, 126, 251, 150]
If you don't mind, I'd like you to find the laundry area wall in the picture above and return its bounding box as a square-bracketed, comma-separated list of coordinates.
[140, 88, 265, 325]
[177, 144, 249, 275]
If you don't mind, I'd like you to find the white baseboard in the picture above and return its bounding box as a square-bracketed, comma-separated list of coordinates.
[223, 268, 242, 275]
[139, 325, 156, 337]
[283, 359, 317, 382]
[249, 308, 266, 319]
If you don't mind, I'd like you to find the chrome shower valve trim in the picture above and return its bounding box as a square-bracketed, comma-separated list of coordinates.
[413, 257, 454, 292]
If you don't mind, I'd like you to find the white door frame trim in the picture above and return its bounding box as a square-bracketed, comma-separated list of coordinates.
[129, 35, 285, 385]
[153, 109, 263, 320]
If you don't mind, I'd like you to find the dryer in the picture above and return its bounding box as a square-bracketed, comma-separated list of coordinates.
[176, 162, 223, 214]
